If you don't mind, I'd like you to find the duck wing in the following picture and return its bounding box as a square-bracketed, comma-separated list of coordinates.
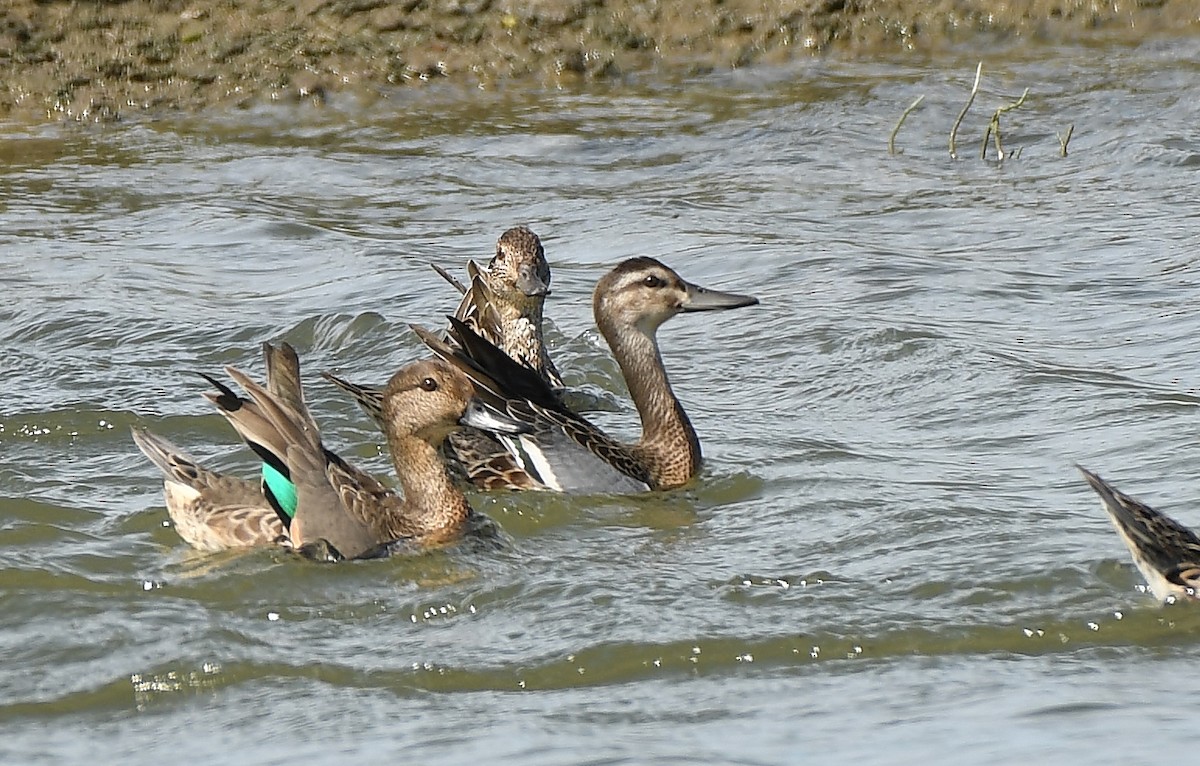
[209, 343, 383, 559]
[416, 321, 651, 493]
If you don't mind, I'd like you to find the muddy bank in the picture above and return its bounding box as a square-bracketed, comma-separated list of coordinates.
[0, 0, 1196, 122]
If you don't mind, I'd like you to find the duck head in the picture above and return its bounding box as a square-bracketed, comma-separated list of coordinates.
[381, 359, 527, 444]
[487, 225, 551, 302]
[593, 256, 759, 337]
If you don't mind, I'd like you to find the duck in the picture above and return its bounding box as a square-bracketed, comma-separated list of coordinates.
[135, 342, 527, 559]
[325, 225, 563, 489]
[414, 256, 759, 493]
[1078, 465, 1200, 602]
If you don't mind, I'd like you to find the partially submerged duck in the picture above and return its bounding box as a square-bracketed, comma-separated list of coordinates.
[1078, 465, 1200, 602]
[327, 225, 563, 423]
[437, 224, 563, 390]
[416, 256, 759, 493]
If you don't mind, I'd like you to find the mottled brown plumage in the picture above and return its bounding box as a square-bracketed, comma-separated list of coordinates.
[136, 341, 520, 559]
[131, 341, 308, 552]
[469, 225, 562, 388]
[131, 427, 287, 551]
[326, 225, 562, 489]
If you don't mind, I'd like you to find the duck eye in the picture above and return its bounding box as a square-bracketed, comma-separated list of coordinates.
[643, 275, 665, 288]
[420, 377, 439, 392]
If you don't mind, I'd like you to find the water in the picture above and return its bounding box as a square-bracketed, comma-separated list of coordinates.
[3, 37, 1200, 763]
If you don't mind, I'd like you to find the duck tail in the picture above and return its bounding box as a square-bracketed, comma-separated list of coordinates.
[130, 426, 208, 488]
[1077, 464, 1200, 590]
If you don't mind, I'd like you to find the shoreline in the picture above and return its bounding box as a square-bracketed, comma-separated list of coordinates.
[0, 0, 1196, 123]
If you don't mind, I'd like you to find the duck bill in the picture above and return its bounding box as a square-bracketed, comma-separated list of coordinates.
[681, 281, 759, 312]
[516, 265, 550, 298]
[460, 398, 531, 435]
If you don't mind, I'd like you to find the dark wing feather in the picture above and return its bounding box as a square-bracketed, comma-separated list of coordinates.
[416, 321, 653, 490]
[411, 323, 510, 408]
[444, 428, 539, 490]
[445, 316, 563, 410]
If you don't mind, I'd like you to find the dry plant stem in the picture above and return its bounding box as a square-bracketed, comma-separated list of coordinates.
[1057, 124, 1074, 156]
[981, 87, 1030, 161]
[949, 62, 982, 159]
[888, 94, 925, 155]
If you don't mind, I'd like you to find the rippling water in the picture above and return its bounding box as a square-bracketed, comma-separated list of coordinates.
[3, 38, 1200, 763]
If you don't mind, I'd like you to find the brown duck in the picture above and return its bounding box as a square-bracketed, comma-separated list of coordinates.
[135, 343, 525, 558]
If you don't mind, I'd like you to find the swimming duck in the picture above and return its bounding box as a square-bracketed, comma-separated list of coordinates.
[325, 225, 562, 489]
[415, 256, 759, 493]
[1078, 465, 1200, 602]
[135, 343, 525, 559]
[210, 343, 526, 559]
